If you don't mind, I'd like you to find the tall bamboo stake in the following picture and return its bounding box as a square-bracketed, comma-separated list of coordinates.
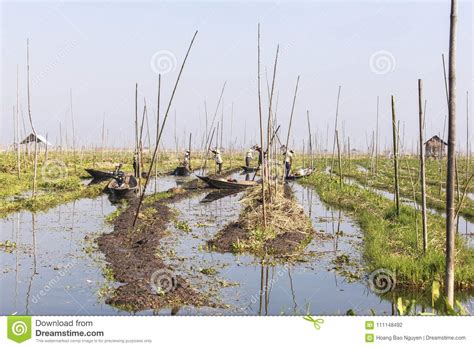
[282, 76, 300, 182]
[26, 39, 38, 197]
[467, 91, 470, 179]
[257, 23, 267, 228]
[375, 96, 379, 173]
[418, 79, 428, 253]
[445, 0, 458, 307]
[336, 130, 342, 187]
[348, 136, 351, 176]
[16, 65, 21, 178]
[70, 89, 76, 173]
[330, 86, 341, 177]
[307, 110, 313, 168]
[391, 95, 400, 216]
[132, 30, 198, 227]
[266, 45, 279, 183]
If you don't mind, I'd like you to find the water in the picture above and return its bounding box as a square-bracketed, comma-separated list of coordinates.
[158, 180, 474, 315]
[2, 174, 472, 315]
[0, 196, 120, 315]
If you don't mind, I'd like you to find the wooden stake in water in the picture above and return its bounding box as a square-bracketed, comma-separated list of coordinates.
[418, 79, 428, 253]
[445, 0, 458, 307]
[16, 65, 21, 178]
[132, 30, 198, 227]
[336, 130, 343, 187]
[330, 86, 341, 178]
[26, 39, 38, 197]
[391, 95, 400, 216]
[70, 89, 77, 174]
[257, 23, 267, 228]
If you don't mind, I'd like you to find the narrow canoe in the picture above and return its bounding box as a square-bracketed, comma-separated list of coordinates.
[106, 174, 139, 198]
[286, 168, 314, 181]
[173, 166, 191, 176]
[85, 168, 114, 180]
[196, 175, 258, 190]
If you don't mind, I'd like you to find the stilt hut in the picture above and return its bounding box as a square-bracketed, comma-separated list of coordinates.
[424, 135, 447, 158]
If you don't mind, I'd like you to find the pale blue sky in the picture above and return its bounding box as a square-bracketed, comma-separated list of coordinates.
[1, 0, 472, 152]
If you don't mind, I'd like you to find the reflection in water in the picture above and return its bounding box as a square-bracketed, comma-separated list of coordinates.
[1, 175, 473, 315]
[25, 213, 37, 315]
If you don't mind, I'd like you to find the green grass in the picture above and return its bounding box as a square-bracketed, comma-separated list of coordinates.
[301, 172, 474, 290]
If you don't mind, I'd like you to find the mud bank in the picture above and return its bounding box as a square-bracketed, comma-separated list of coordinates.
[97, 189, 212, 312]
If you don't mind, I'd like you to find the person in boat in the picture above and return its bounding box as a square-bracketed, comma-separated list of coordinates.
[211, 148, 223, 174]
[284, 149, 294, 179]
[182, 150, 191, 171]
[255, 145, 264, 168]
[132, 152, 140, 178]
[245, 148, 254, 167]
[113, 163, 125, 187]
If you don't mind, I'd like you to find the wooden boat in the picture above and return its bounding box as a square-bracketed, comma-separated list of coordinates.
[173, 166, 191, 176]
[196, 175, 258, 190]
[106, 174, 138, 198]
[286, 168, 314, 181]
[85, 168, 114, 180]
[240, 165, 259, 173]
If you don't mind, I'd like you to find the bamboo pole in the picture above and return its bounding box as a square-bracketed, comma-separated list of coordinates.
[70, 89, 76, 173]
[257, 23, 267, 228]
[445, 0, 457, 307]
[307, 110, 313, 168]
[26, 39, 38, 197]
[348, 136, 351, 177]
[336, 130, 343, 187]
[16, 65, 21, 178]
[282, 75, 300, 182]
[330, 86, 341, 177]
[375, 96, 379, 174]
[391, 95, 400, 216]
[266, 45, 279, 184]
[132, 30, 198, 227]
[467, 91, 470, 179]
[418, 79, 428, 253]
[134, 83, 138, 177]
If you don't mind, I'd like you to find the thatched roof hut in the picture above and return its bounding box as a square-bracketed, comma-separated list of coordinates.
[424, 135, 447, 158]
[19, 133, 52, 146]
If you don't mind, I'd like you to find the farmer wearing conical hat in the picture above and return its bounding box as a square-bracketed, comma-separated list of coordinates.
[211, 148, 223, 174]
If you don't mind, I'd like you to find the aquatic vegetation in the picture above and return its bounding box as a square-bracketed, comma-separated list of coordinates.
[302, 172, 474, 289]
[174, 220, 192, 232]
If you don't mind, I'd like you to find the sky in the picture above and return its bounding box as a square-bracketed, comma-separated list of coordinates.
[0, 0, 472, 153]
